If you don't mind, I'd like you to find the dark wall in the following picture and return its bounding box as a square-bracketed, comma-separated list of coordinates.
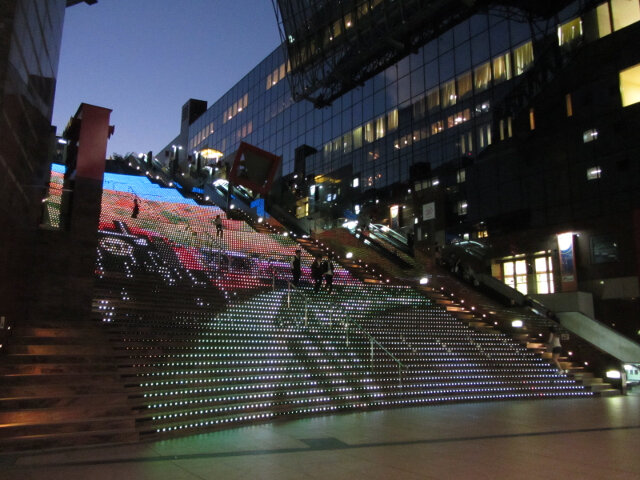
[0, 0, 67, 322]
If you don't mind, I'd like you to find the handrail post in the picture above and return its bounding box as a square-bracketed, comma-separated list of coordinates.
[370, 338, 374, 362]
[345, 321, 349, 347]
[304, 302, 308, 327]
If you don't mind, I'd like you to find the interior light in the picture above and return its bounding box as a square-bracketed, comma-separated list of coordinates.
[419, 277, 429, 285]
[346, 252, 353, 259]
[511, 320, 523, 328]
[606, 370, 621, 379]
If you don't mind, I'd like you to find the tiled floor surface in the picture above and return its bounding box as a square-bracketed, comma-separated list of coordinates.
[2, 395, 640, 479]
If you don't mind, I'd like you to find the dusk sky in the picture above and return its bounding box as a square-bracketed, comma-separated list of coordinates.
[52, 0, 282, 158]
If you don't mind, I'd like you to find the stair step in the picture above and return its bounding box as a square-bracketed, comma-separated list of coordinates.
[0, 428, 139, 453]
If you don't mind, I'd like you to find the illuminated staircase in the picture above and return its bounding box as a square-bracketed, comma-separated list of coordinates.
[0, 173, 594, 451]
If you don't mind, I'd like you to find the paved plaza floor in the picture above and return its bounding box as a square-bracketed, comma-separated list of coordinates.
[2, 394, 640, 479]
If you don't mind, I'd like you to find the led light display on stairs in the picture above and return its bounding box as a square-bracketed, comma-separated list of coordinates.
[87, 171, 591, 439]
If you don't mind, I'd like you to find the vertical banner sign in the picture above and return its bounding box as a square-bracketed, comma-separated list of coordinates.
[557, 232, 577, 292]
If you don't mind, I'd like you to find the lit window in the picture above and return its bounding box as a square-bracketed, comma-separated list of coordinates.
[475, 101, 490, 114]
[583, 129, 599, 143]
[566, 93, 573, 117]
[387, 109, 398, 131]
[364, 121, 375, 143]
[513, 41, 534, 75]
[474, 62, 491, 92]
[502, 259, 528, 295]
[492, 52, 512, 84]
[353, 126, 363, 149]
[352, 177, 359, 188]
[457, 168, 466, 183]
[620, 63, 640, 107]
[477, 230, 488, 239]
[441, 79, 457, 108]
[427, 87, 440, 111]
[430, 120, 444, 135]
[529, 108, 535, 130]
[587, 166, 602, 180]
[593, 3, 612, 38]
[535, 256, 555, 294]
[558, 17, 583, 46]
[375, 115, 386, 139]
[611, 0, 640, 31]
[457, 200, 468, 216]
[457, 71, 472, 99]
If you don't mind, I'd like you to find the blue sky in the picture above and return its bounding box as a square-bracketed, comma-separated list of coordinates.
[52, 0, 281, 157]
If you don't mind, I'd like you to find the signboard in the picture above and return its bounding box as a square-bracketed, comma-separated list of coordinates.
[422, 202, 435, 221]
[557, 232, 577, 292]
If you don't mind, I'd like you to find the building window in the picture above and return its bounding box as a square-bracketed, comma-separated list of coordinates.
[478, 124, 492, 148]
[350, 126, 361, 149]
[583, 129, 598, 142]
[457, 168, 466, 183]
[352, 177, 359, 188]
[447, 109, 470, 128]
[364, 121, 375, 143]
[565, 93, 573, 117]
[431, 120, 444, 135]
[387, 109, 398, 131]
[529, 108, 536, 130]
[441, 79, 457, 108]
[457, 71, 472, 99]
[611, 0, 640, 31]
[594, 2, 612, 38]
[620, 63, 640, 107]
[513, 41, 534, 75]
[503, 259, 528, 295]
[427, 87, 440, 111]
[534, 256, 555, 294]
[456, 200, 468, 216]
[591, 235, 620, 264]
[587, 166, 602, 180]
[558, 17, 583, 46]
[492, 52, 512, 84]
[474, 62, 491, 92]
[477, 229, 488, 239]
[375, 115, 386, 138]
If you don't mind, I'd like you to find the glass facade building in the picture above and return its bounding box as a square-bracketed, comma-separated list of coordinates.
[0, 0, 68, 319]
[160, 0, 640, 318]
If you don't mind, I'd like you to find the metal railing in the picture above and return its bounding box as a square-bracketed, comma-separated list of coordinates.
[279, 281, 407, 385]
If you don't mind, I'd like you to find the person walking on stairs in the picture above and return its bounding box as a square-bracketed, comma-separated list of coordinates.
[322, 254, 334, 294]
[548, 326, 565, 373]
[215, 214, 223, 239]
[311, 256, 323, 293]
[291, 249, 301, 287]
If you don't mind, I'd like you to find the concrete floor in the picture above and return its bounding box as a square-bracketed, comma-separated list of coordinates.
[2, 394, 640, 479]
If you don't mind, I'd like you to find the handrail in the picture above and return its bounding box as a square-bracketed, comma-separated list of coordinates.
[279, 280, 406, 384]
